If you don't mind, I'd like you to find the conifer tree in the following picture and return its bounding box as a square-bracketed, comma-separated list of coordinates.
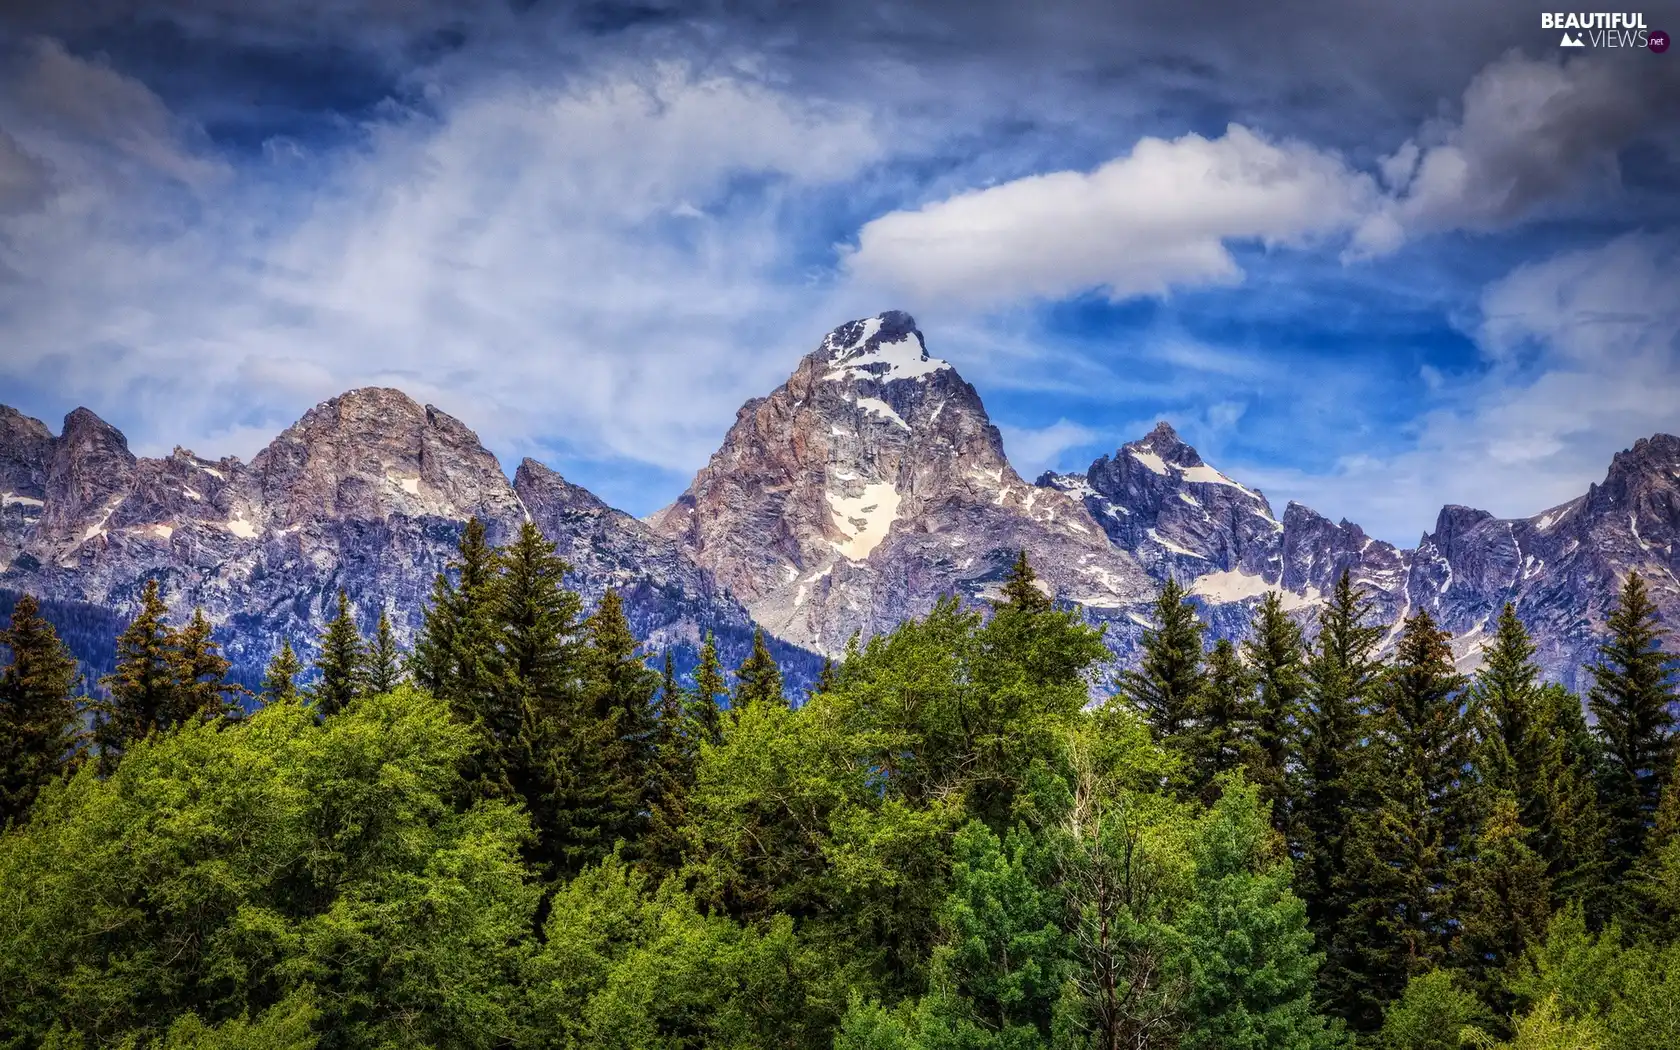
[410, 517, 499, 710]
[1296, 569, 1385, 1024]
[688, 631, 726, 745]
[311, 591, 364, 718]
[1470, 605, 1605, 908]
[997, 549, 1052, 613]
[1185, 637, 1259, 804]
[1588, 572, 1678, 881]
[170, 608, 245, 721]
[1338, 608, 1472, 1029]
[1243, 591, 1308, 831]
[1120, 576, 1206, 747]
[1628, 754, 1680, 941]
[1453, 793, 1551, 1011]
[0, 594, 81, 825]
[364, 609, 404, 695]
[811, 656, 838, 701]
[98, 579, 179, 770]
[261, 640, 302, 706]
[582, 589, 660, 846]
[732, 627, 785, 713]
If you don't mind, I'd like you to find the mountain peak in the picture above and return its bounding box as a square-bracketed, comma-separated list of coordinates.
[819, 311, 950, 385]
[1125, 420, 1203, 468]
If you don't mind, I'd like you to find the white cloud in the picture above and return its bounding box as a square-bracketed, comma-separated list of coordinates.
[0, 47, 880, 483]
[844, 123, 1378, 309]
[998, 418, 1099, 477]
[1237, 233, 1680, 543]
[1351, 52, 1655, 255]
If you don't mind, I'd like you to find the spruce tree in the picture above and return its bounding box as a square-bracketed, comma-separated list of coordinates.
[492, 521, 594, 873]
[1588, 572, 1678, 881]
[98, 579, 179, 770]
[410, 517, 499, 710]
[1119, 576, 1206, 747]
[1243, 591, 1308, 831]
[1470, 606, 1605, 908]
[1185, 637, 1259, 805]
[0, 595, 82, 825]
[1296, 569, 1385, 1025]
[170, 608, 245, 721]
[311, 590, 365, 718]
[1338, 608, 1472, 1030]
[262, 640, 302, 706]
[1628, 754, 1680, 940]
[997, 549, 1052, 613]
[688, 631, 726, 745]
[1453, 793, 1552, 1011]
[810, 656, 838, 701]
[733, 627, 785, 713]
[582, 588, 660, 848]
[364, 610, 404, 695]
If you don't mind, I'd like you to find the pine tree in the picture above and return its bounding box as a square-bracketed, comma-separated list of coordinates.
[492, 520, 593, 873]
[1628, 754, 1680, 940]
[1184, 637, 1259, 805]
[810, 656, 838, 702]
[647, 649, 699, 877]
[311, 590, 365, 718]
[1338, 608, 1473, 1030]
[1588, 572, 1678, 881]
[98, 579, 180, 770]
[581, 588, 660, 850]
[997, 549, 1052, 613]
[688, 631, 726, 745]
[170, 608, 245, 722]
[1471, 605, 1605, 909]
[1243, 591, 1308, 832]
[364, 609, 404, 695]
[1453, 793, 1551, 1011]
[410, 517, 499, 710]
[261, 640, 302, 705]
[1296, 569, 1385, 1025]
[1120, 576, 1206, 747]
[733, 627, 784, 713]
[0, 594, 82, 825]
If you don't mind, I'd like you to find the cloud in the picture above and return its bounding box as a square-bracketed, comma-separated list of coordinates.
[997, 418, 1100, 477]
[1351, 52, 1662, 255]
[1235, 232, 1680, 543]
[845, 124, 1378, 309]
[0, 46, 879, 493]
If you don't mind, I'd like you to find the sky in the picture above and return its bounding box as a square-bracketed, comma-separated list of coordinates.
[1, 0, 1678, 545]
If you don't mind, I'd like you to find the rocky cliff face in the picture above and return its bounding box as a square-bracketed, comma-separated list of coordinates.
[0, 389, 803, 685]
[648, 311, 1155, 654]
[1041, 428, 1680, 690]
[5, 313, 1678, 695]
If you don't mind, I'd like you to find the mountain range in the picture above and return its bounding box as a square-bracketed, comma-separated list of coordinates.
[4, 311, 1678, 693]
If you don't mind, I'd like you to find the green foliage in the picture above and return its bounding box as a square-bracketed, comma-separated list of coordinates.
[1376, 970, 1494, 1050]
[1453, 794, 1552, 1010]
[1120, 577, 1207, 749]
[261, 640, 302, 706]
[1588, 573, 1678, 884]
[1244, 591, 1309, 832]
[733, 626, 786, 712]
[0, 687, 537, 1050]
[362, 610, 404, 695]
[0, 594, 81, 827]
[1183, 638, 1259, 805]
[310, 590, 364, 717]
[997, 549, 1053, 614]
[1296, 569, 1387, 1025]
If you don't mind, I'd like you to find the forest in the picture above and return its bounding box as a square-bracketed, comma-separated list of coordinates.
[1, 517, 1676, 1050]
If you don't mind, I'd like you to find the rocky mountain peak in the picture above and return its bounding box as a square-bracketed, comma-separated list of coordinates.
[0, 407, 53, 500]
[40, 407, 137, 545]
[251, 387, 522, 531]
[650, 314, 1150, 653]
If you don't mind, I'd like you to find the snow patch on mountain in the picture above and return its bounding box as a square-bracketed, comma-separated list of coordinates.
[828, 482, 901, 560]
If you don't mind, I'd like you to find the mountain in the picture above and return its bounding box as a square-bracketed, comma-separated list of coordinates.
[648, 311, 1155, 654]
[5, 312, 1677, 696]
[1040, 428, 1680, 690]
[0, 388, 816, 687]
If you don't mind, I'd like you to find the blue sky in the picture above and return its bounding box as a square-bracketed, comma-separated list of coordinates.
[1, 1, 1678, 545]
